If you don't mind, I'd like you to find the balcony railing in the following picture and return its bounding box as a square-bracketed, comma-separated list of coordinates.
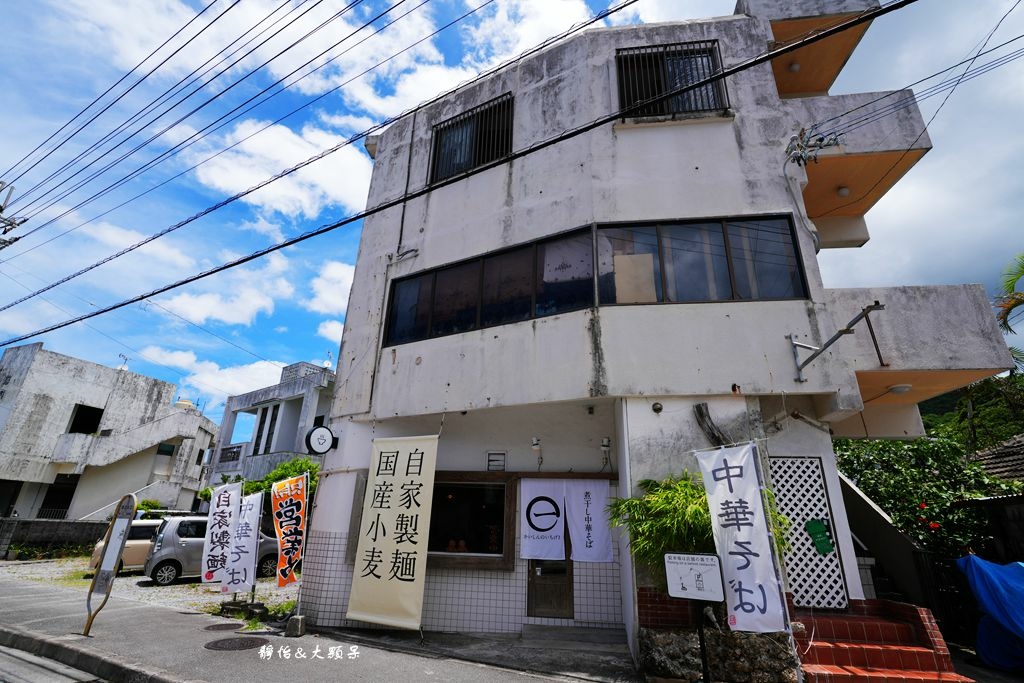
[36, 508, 69, 520]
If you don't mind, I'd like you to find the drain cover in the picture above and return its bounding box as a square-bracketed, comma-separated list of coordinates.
[204, 637, 270, 651]
[204, 623, 244, 632]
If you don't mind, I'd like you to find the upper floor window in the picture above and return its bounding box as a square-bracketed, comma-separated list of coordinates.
[430, 93, 514, 183]
[616, 41, 728, 118]
[68, 404, 103, 434]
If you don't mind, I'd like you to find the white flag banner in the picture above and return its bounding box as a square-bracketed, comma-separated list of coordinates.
[696, 443, 788, 633]
[565, 479, 613, 563]
[222, 491, 263, 594]
[520, 479, 568, 560]
[347, 435, 439, 630]
[201, 482, 241, 584]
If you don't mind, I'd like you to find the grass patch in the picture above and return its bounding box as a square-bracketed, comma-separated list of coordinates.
[266, 599, 296, 620]
[8, 542, 93, 560]
[242, 617, 263, 631]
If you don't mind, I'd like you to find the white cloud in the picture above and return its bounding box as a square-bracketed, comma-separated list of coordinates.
[303, 260, 355, 315]
[84, 220, 194, 269]
[140, 345, 284, 407]
[238, 216, 285, 243]
[317, 319, 345, 345]
[607, 0, 734, 25]
[274, 325, 289, 333]
[462, 0, 593, 68]
[158, 252, 295, 326]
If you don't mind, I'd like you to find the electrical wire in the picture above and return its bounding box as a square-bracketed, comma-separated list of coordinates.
[13, 0, 356, 217]
[0, 0, 224, 182]
[1, 0, 621, 269]
[0, 0, 921, 348]
[7, 0, 305, 212]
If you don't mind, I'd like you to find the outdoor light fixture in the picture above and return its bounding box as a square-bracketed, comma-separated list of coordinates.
[787, 61, 800, 73]
[887, 384, 913, 394]
[836, 185, 851, 198]
[600, 437, 612, 472]
[532, 436, 543, 471]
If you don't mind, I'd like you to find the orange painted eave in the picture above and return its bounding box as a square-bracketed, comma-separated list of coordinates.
[770, 15, 870, 96]
[803, 149, 928, 219]
[856, 369, 1004, 406]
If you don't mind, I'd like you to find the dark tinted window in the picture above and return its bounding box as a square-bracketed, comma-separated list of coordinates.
[536, 233, 594, 317]
[386, 273, 434, 345]
[662, 222, 732, 302]
[431, 261, 481, 336]
[68, 404, 103, 434]
[129, 525, 159, 541]
[617, 41, 727, 118]
[431, 94, 513, 183]
[597, 226, 661, 304]
[156, 443, 175, 456]
[177, 521, 207, 539]
[428, 483, 505, 555]
[727, 218, 805, 299]
[481, 246, 533, 326]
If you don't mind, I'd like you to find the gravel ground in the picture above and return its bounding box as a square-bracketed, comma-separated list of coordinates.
[0, 558, 300, 613]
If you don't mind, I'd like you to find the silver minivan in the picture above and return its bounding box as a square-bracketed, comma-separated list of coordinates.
[144, 516, 279, 586]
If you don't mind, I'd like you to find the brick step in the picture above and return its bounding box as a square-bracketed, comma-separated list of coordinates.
[801, 641, 955, 672]
[802, 664, 973, 682]
[795, 615, 919, 645]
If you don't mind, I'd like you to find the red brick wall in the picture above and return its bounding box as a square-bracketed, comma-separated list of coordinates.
[637, 587, 700, 629]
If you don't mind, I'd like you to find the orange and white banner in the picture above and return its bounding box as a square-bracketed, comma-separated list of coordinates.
[271, 473, 307, 588]
[347, 435, 438, 630]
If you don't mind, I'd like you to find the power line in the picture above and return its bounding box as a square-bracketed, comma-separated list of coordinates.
[812, 0, 1021, 218]
[0, 0, 224, 182]
[16, 0, 417, 240]
[4, 0, 244, 196]
[12, 0, 353, 217]
[0, 0, 921, 348]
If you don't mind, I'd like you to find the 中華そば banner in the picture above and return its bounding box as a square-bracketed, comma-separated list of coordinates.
[223, 491, 263, 593]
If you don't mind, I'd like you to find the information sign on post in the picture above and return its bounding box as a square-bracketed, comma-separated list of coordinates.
[84, 494, 137, 636]
[664, 552, 723, 683]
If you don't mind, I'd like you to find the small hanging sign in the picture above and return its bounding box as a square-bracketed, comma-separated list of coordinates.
[665, 553, 724, 602]
[804, 518, 835, 556]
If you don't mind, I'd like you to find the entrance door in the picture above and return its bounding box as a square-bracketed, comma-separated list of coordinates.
[0, 480, 23, 517]
[527, 536, 573, 618]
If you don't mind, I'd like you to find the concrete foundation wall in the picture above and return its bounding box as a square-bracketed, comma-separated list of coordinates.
[0, 519, 108, 559]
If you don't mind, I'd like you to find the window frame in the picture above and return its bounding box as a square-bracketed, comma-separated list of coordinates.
[615, 40, 730, 121]
[428, 93, 514, 184]
[427, 472, 517, 571]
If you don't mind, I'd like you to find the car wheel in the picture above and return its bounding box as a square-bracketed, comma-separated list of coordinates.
[257, 555, 277, 578]
[152, 561, 180, 586]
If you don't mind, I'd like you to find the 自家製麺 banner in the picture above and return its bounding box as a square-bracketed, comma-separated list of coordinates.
[271, 474, 307, 588]
[696, 442, 788, 633]
[347, 435, 438, 630]
[202, 482, 240, 584]
[222, 491, 263, 593]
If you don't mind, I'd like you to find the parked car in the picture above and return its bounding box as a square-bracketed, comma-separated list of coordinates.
[89, 519, 162, 573]
[143, 516, 279, 586]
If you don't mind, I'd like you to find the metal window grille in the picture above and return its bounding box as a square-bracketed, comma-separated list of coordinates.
[616, 41, 729, 119]
[430, 93, 514, 184]
[220, 444, 242, 463]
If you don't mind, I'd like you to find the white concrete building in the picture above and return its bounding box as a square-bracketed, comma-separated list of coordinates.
[0, 343, 216, 520]
[207, 361, 334, 483]
[300, 0, 1012, 652]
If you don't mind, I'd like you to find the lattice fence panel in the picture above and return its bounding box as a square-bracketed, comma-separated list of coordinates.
[768, 457, 848, 609]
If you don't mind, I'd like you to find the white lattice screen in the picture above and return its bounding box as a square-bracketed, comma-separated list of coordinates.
[768, 457, 848, 609]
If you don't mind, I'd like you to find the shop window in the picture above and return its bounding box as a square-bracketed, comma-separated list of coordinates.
[616, 41, 728, 118]
[430, 93, 514, 183]
[68, 404, 103, 434]
[427, 474, 516, 570]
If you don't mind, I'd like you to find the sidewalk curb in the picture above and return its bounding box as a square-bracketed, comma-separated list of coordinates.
[0, 623, 201, 683]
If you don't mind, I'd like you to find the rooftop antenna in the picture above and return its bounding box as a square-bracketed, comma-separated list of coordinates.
[323, 350, 333, 369]
[117, 353, 130, 370]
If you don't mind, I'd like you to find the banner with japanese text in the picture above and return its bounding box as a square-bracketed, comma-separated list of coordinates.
[347, 435, 438, 630]
[696, 443, 788, 633]
[222, 491, 263, 594]
[201, 482, 240, 584]
[521, 479, 613, 562]
[565, 479, 613, 563]
[271, 474, 307, 588]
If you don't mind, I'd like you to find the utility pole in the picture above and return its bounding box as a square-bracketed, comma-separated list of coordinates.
[0, 181, 27, 250]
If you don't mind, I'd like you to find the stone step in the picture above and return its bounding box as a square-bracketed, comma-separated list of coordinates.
[517, 625, 629, 653]
[803, 664, 973, 682]
[802, 641, 955, 672]
[795, 615, 919, 646]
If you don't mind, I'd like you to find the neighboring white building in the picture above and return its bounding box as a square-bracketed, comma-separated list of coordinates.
[207, 361, 335, 484]
[300, 0, 1012, 652]
[0, 343, 216, 520]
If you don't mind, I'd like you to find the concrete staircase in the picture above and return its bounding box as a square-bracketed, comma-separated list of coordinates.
[795, 601, 972, 682]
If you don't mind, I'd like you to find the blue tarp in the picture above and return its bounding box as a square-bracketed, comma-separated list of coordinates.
[956, 554, 1024, 672]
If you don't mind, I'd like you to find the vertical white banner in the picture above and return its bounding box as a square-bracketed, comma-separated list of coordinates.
[222, 491, 263, 594]
[520, 479, 567, 560]
[201, 482, 240, 584]
[347, 435, 438, 630]
[565, 479, 613, 563]
[696, 443, 788, 633]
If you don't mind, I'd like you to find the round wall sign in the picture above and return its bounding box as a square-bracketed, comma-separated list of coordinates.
[305, 425, 335, 454]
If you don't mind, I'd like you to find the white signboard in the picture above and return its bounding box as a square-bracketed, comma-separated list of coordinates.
[665, 553, 724, 602]
[696, 442, 788, 633]
[222, 491, 263, 594]
[565, 479, 613, 563]
[201, 482, 240, 584]
[520, 479, 567, 560]
[347, 435, 439, 630]
[84, 494, 137, 635]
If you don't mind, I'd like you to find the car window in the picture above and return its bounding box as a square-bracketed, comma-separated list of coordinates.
[128, 525, 158, 541]
[176, 521, 207, 539]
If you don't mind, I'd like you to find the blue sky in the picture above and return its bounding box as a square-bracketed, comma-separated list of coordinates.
[0, 0, 1021, 424]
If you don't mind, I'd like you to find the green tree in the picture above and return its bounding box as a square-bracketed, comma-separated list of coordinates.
[921, 373, 1024, 453]
[996, 252, 1024, 369]
[835, 437, 1022, 555]
[198, 456, 320, 502]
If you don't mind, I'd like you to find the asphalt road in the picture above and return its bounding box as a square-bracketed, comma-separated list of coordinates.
[0, 645, 104, 683]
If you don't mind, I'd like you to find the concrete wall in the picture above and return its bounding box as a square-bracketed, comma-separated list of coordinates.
[67, 450, 155, 519]
[0, 519, 108, 559]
